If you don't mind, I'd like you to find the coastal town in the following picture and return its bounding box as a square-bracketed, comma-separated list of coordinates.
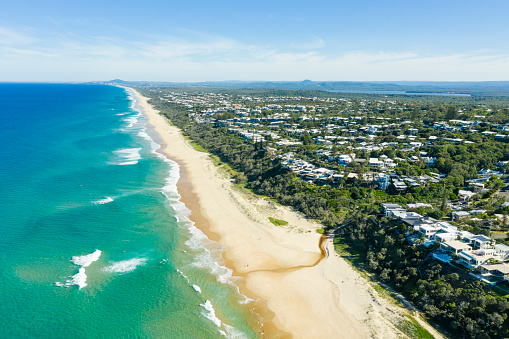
[140, 86, 509, 337]
[4, 0, 509, 338]
[144, 88, 509, 283]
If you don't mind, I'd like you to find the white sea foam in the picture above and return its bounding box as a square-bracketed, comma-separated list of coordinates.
[56, 250, 102, 289]
[156, 149, 253, 313]
[123, 112, 246, 335]
[93, 197, 114, 205]
[177, 268, 190, 282]
[103, 257, 148, 274]
[238, 295, 256, 305]
[66, 267, 88, 289]
[138, 129, 160, 151]
[72, 249, 102, 267]
[177, 268, 204, 294]
[113, 147, 141, 165]
[121, 89, 247, 339]
[200, 300, 222, 328]
[185, 226, 236, 287]
[122, 116, 139, 128]
[223, 324, 246, 339]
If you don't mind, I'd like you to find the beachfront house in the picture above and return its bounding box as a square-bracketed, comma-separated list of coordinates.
[459, 249, 500, 269]
[470, 235, 494, 249]
[440, 240, 472, 255]
[479, 262, 509, 280]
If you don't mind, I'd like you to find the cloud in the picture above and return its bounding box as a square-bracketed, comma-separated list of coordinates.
[0, 26, 509, 82]
[0, 26, 36, 45]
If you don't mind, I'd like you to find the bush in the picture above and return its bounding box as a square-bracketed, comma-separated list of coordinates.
[427, 210, 445, 219]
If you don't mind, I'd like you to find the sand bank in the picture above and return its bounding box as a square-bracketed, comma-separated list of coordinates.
[129, 88, 442, 339]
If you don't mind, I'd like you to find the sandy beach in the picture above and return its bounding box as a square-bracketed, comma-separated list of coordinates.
[129, 87, 442, 339]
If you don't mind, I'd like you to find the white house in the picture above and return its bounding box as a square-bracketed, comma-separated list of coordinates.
[369, 158, 384, 168]
[470, 235, 494, 249]
[459, 249, 500, 269]
[452, 211, 470, 221]
[440, 240, 472, 254]
[458, 190, 476, 201]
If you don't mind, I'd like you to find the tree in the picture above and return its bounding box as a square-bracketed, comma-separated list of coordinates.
[441, 188, 449, 214]
[303, 132, 311, 145]
[445, 106, 458, 120]
[410, 108, 419, 121]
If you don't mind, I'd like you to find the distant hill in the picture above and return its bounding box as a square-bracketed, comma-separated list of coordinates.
[95, 79, 509, 97]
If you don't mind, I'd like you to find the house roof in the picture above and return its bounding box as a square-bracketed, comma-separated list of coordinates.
[442, 240, 472, 251]
[495, 244, 509, 252]
[458, 190, 476, 196]
[471, 235, 492, 243]
[480, 262, 509, 273]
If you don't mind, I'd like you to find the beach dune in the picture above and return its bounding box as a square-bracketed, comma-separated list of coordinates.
[130, 88, 441, 338]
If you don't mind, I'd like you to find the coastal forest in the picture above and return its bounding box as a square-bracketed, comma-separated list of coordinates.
[141, 86, 509, 338]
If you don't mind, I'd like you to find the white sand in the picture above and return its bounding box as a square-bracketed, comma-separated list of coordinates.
[129, 87, 442, 339]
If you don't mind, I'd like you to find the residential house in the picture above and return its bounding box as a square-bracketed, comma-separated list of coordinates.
[369, 158, 385, 168]
[470, 235, 494, 249]
[418, 224, 441, 238]
[469, 182, 486, 193]
[381, 203, 406, 217]
[440, 240, 472, 255]
[495, 244, 509, 260]
[452, 211, 470, 221]
[374, 173, 390, 191]
[337, 154, 354, 165]
[423, 157, 437, 166]
[392, 180, 407, 192]
[458, 190, 476, 201]
[459, 249, 500, 269]
[479, 262, 509, 280]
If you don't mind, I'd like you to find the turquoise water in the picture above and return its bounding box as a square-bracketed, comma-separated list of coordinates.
[0, 84, 257, 338]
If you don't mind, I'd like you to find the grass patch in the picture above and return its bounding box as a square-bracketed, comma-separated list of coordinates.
[209, 155, 237, 176]
[333, 237, 367, 266]
[181, 134, 208, 152]
[268, 217, 288, 226]
[189, 142, 207, 152]
[395, 316, 434, 339]
[316, 228, 325, 234]
[491, 281, 509, 297]
[238, 185, 277, 202]
[370, 281, 391, 297]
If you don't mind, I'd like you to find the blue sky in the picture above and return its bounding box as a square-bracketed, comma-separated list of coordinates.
[1, 0, 508, 82]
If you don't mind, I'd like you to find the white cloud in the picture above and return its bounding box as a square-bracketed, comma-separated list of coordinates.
[0, 26, 36, 45]
[0, 26, 508, 82]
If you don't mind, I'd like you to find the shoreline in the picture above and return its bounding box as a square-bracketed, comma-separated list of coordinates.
[128, 87, 440, 338]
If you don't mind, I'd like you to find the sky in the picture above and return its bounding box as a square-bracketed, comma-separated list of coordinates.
[1, 0, 509, 82]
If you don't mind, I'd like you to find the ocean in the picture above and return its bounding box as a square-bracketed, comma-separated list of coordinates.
[0, 84, 257, 338]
